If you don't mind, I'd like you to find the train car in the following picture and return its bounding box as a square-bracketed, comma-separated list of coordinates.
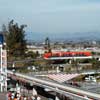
[43, 51, 92, 60]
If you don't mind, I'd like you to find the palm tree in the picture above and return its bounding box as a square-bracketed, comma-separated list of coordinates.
[45, 37, 51, 53]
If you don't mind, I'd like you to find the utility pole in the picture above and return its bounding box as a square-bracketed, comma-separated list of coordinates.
[0, 34, 7, 92]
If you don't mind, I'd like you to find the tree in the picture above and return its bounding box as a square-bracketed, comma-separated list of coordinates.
[92, 58, 100, 72]
[6, 20, 27, 57]
[45, 37, 51, 53]
[26, 51, 39, 58]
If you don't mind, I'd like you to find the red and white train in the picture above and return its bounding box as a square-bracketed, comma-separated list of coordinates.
[43, 51, 92, 60]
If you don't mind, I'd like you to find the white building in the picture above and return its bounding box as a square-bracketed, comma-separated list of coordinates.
[0, 44, 7, 92]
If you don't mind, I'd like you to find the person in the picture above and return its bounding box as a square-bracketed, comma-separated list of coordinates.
[8, 92, 12, 100]
[14, 93, 17, 100]
[16, 93, 21, 99]
[31, 96, 37, 100]
[23, 96, 27, 100]
[32, 88, 37, 97]
[37, 96, 41, 100]
[11, 93, 15, 100]
[55, 96, 60, 100]
[84, 95, 89, 99]
[14, 98, 17, 100]
[20, 96, 24, 100]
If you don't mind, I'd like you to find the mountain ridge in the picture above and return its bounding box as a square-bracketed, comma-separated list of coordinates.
[25, 32, 100, 42]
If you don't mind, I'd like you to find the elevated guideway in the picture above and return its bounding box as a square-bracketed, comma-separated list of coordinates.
[7, 70, 100, 100]
[44, 56, 92, 60]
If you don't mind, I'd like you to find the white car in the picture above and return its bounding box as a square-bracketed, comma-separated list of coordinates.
[85, 76, 96, 82]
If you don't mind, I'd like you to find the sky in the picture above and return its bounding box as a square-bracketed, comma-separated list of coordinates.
[0, 0, 100, 35]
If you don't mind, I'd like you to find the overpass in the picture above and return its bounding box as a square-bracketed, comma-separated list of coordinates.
[7, 70, 100, 100]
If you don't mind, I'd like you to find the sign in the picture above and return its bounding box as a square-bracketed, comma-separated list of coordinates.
[0, 34, 3, 44]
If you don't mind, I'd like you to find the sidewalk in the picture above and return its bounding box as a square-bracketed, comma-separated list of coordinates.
[0, 92, 7, 100]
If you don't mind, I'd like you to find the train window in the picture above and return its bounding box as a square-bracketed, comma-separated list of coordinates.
[79, 53, 82, 56]
[52, 54, 59, 57]
[66, 54, 68, 57]
[62, 54, 67, 57]
[79, 53, 85, 56]
[82, 53, 85, 56]
[67, 54, 70, 57]
[75, 53, 79, 56]
[77, 53, 80, 56]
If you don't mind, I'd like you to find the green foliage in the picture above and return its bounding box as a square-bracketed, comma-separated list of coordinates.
[91, 52, 96, 55]
[91, 58, 100, 70]
[6, 20, 27, 57]
[79, 59, 91, 63]
[26, 51, 39, 58]
[45, 37, 51, 53]
[92, 51, 100, 55]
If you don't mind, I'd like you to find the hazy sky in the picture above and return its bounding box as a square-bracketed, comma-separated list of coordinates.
[0, 0, 100, 34]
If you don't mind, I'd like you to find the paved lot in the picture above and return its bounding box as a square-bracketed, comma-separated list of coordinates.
[80, 82, 100, 94]
[0, 93, 7, 100]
